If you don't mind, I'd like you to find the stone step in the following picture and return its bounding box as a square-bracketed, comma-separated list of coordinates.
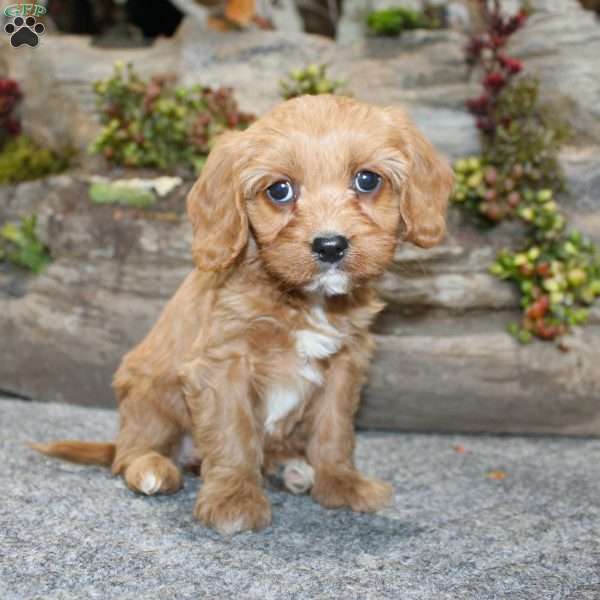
[362, 320, 600, 436]
[2, 168, 600, 434]
[511, 0, 600, 145]
[3, 257, 600, 435]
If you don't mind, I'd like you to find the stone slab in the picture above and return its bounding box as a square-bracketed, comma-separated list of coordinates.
[362, 321, 600, 435]
[511, 0, 600, 145]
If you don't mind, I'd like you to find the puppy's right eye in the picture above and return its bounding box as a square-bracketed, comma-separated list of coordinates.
[266, 181, 295, 205]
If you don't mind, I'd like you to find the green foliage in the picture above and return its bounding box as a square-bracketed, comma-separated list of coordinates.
[454, 150, 599, 343]
[0, 79, 70, 184]
[453, 147, 599, 343]
[496, 186, 600, 342]
[279, 64, 346, 100]
[453, 156, 511, 222]
[0, 135, 69, 184]
[451, 79, 592, 344]
[89, 181, 156, 208]
[453, 79, 569, 224]
[90, 62, 254, 174]
[0, 216, 50, 273]
[492, 230, 600, 343]
[366, 6, 435, 37]
[453, 5, 597, 343]
[516, 189, 566, 244]
[485, 78, 568, 193]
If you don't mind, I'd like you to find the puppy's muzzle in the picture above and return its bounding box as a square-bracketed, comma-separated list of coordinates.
[312, 234, 349, 265]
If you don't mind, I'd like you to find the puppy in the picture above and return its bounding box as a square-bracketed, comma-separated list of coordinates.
[32, 95, 453, 535]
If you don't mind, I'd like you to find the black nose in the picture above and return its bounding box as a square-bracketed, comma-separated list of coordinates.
[311, 235, 349, 264]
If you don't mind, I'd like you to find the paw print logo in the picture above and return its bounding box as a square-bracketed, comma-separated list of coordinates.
[4, 16, 45, 48]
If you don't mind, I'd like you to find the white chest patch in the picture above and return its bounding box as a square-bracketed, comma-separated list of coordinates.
[296, 306, 344, 363]
[264, 307, 346, 434]
[264, 386, 304, 434]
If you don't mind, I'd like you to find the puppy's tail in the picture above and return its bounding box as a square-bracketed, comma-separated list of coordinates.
[28, 440, 115, 467]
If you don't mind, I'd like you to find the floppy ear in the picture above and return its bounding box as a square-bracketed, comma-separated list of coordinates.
[387, 109, 454, 248]
[187, 131, 249, 271]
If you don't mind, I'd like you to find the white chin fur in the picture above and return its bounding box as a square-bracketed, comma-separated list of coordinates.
[304, 270, 350, 296]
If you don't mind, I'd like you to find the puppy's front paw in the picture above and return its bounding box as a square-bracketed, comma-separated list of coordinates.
[194, 479, 272, 535]
[124, 452, 183, 495]
[312, 468, 392, 512]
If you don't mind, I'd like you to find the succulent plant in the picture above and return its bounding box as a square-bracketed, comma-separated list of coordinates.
[90, 62, 254, 174]
[464, 2, 528, 135]
[493, 230, 600, 342]
[453, 154, 595, 343]
[0, 135, 69, 184]
[452, 153, 566, 227]
[0, 78, 70, 183]
[366, 7, 435, 36]
[453, 1, 599, 343]
[279, 64, 346, 100]
[485, 78, 569, 193]
[0, 78, 22, 149]
[0, 215, 50, 273]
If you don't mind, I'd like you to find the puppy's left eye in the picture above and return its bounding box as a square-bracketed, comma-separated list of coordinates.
[354, 170, 381, 194]
[266, 181, 295, 204]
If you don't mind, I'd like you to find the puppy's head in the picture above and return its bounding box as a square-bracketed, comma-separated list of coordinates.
[187, 95, 453, 295]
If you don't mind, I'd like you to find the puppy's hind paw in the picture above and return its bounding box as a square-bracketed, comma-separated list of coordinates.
[282, 459, 314, 495]
[124, 452, 183, 496]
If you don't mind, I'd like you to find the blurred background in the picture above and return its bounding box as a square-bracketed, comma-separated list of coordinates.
[1, 0, 599, 435]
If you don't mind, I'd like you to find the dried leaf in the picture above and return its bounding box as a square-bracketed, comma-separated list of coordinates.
[453, 444, 469, 454]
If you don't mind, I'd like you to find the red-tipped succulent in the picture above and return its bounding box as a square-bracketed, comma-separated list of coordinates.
[0, 78, 22, 148]
[464, 2, 528, 139]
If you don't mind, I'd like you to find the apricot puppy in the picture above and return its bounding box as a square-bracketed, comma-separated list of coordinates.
[32, 95, 453, 535]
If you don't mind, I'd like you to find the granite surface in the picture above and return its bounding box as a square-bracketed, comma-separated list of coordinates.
[2, 399, 600, 599]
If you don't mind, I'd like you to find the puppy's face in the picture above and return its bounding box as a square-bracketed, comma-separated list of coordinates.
[188, 96, 453, 295]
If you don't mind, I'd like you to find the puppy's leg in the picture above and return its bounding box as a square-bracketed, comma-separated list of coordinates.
[112, 393, 183, 496]
[306, 348, 392, 512]
[182, 356, 271, 535]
